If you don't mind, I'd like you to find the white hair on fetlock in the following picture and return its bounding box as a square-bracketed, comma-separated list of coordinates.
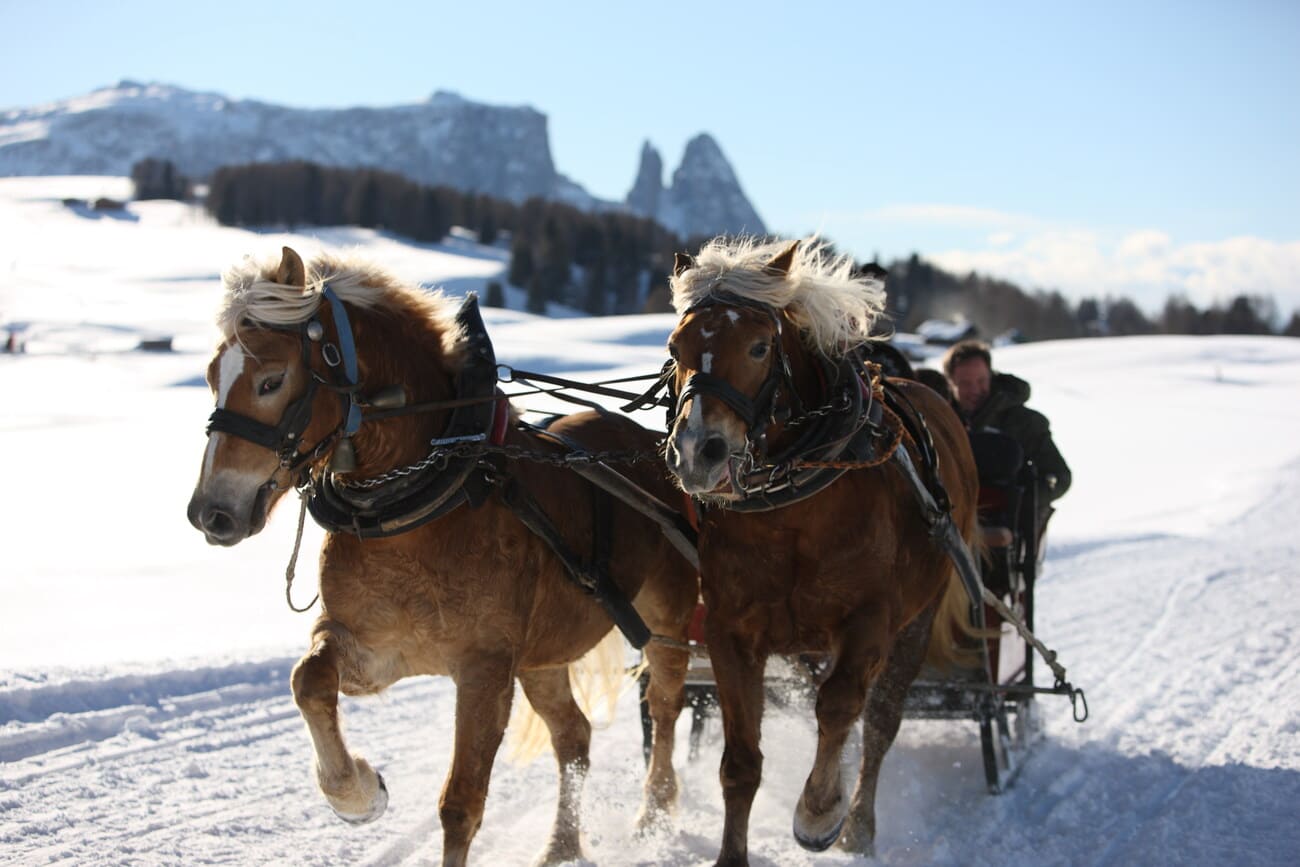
[670, 235, 887, 354]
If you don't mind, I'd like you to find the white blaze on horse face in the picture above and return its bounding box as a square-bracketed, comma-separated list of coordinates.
[216, 342, 246, 409]
[701, 352, 713, 373]
[203, 343, 246, 480]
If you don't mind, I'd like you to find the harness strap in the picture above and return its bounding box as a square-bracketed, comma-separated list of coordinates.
[522, 423, 700, 570]
[500, 477, 652, 649]
[321, 286, 363, 437]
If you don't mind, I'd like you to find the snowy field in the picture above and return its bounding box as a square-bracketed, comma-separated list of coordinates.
[1, 178, 1298, 865]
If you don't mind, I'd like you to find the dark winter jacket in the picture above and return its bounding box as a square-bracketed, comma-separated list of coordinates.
[962, 372, 1071, 506]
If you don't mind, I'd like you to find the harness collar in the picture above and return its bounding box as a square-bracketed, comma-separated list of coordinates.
[306, 293, 504, 538]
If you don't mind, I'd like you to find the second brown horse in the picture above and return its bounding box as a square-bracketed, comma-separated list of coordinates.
[663, 237, 981, 866]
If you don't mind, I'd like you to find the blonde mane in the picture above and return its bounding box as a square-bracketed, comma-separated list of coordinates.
[216, 250, 466, 363]
[670, 236, 887, 354]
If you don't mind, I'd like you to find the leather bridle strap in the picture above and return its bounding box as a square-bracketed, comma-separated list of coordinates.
[676, 370, 778, 432]
[205, 326, 321, 467]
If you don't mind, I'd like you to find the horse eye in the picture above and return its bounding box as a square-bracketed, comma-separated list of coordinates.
[258, 375, 284, 396]
[750, 342, 770, 360]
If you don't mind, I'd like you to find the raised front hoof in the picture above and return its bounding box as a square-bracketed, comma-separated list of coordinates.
[792, 796, 847, 853]
[328, 769, 389, 826]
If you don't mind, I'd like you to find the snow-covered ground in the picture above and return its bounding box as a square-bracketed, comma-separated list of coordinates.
[1, 178, 1297, 865]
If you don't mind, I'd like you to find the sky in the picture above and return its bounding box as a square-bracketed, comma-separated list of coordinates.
[3, 0, 1299, 316]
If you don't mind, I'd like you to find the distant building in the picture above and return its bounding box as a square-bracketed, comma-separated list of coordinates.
[917, 317, 978, 345]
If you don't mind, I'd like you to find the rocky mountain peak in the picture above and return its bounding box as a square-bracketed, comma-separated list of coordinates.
[626, 133, 765, 240]
[625, 141, 664, 217]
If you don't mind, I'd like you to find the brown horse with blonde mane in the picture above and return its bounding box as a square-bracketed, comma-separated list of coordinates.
[662, 237, 981, 865]
[187, 247, 696, 866]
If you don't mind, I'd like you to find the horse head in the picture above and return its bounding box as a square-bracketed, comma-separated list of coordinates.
[188, 247, 349, 544]
[664, 237, 886, 499]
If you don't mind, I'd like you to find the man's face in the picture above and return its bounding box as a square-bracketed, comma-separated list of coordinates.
[949, 357, 992, 414]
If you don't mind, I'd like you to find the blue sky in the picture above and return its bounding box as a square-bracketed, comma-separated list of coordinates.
[3, 0, 1298, 314]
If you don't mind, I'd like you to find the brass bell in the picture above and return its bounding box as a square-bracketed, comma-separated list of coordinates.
[367, 385, 407, 409]
[330, 437, 357, 473]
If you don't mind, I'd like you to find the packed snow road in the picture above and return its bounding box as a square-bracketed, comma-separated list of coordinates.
[3, 458, 1297, 865]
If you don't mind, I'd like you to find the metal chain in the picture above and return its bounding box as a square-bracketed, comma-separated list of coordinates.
[336, 438, 662, 490]
[783, 391, 854, 430]
[791, 403, 909, 471]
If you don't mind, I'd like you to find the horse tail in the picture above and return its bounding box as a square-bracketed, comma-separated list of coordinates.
[924, 509, 995, 671]
[506, 627, 628, 763]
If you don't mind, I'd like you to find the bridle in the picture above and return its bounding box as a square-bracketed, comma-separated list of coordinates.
[204, 285, 363, 478]
[632, 291, 884, 508]
[668, 292, 805, 459]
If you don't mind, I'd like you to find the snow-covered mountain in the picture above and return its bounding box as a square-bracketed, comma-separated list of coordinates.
[0, 81, 765, 238]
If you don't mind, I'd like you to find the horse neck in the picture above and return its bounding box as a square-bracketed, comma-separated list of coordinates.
[345, 305, 459, 477]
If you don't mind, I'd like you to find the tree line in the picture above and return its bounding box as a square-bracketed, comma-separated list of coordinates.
[199, 160, 682, 315]
[875, 252, 1300, 340]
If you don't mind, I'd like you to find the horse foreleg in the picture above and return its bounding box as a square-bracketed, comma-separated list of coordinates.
[636, 640, 689, 830]
[706, 626, 766, 867]
[793, 607, 891, 852]
[439, 653, 515, 867]
[290, 623, 389, 824]
[517, 666, 592, 865]
[840, 606, 935, 856]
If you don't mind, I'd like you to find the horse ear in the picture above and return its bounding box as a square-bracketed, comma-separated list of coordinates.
[276, 246, 307, 287]
[673, 252, 695, 277]
[861, 262, 889, 281]
[764, 240, 800, 276]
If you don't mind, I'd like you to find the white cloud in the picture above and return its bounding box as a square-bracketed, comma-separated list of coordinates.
[929, 229, 1300, 316]
[811, 201, 1300, 317]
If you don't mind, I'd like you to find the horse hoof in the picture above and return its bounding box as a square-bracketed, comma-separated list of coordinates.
[332, 772, 388, 825]
[792, 810, 846, 852]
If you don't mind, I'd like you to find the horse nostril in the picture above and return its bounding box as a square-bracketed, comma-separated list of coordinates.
[202, 507, 237, 540]
[699, 436, 729, 464]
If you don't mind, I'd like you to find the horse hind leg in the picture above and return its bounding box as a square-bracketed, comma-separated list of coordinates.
[290, 623, 389, 824]
[793, 607, 891, 852]
[839, 605, 936, 856]
[439, 653, 516, 867]
[517, 666, 592, 866]
[636, 638, 690, 831]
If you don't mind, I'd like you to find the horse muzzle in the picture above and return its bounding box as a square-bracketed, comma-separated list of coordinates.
[187, 481, 274, 546]
[665, 425, 737, 496]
